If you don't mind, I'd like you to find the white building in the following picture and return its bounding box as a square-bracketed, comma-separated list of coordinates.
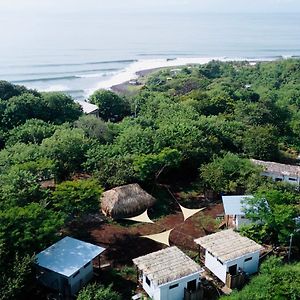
[75, 100, 99, 117]
[35, 237, 105, 296]
[194, 230, 263, 287]
[251, 159, 300, 186]
[222, 195, 253, 230]
[133, 246, 204, 300]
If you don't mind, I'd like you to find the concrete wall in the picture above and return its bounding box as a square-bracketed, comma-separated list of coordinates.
[205, 251, 227, 283]
[142, 272, 200, 300]
[205, 250, 260, 283]
[262, 171, 300, 186]
[235, 215, 252, 230]
[69, 261, 94, 295]
[37, 267, 63, 291]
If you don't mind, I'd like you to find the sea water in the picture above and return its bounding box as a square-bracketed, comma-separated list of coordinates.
[0, 12, 299, 99]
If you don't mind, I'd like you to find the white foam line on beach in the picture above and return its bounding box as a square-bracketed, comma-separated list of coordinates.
[86, 56, 277, 97]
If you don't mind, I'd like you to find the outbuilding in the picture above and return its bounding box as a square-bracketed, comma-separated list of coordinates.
[75, 100, 99, 117]
[222, 195, 253, 230]
[35, 236, 105, 296]
[101, 183, 156, 219]
[133, 246, 204, 300]
[194, 230, 263, 288]
[251, 159, 300, 186]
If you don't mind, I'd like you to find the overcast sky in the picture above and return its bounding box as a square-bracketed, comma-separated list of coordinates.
[0, 0, 299, 15]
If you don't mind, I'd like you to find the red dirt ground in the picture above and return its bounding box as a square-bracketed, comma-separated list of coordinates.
[69, 203, 224, 267]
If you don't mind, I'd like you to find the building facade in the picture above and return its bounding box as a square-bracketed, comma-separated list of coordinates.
[36, 237, 105, 296]
[195, 230, 263, 287]
[133, 246, 204, 300]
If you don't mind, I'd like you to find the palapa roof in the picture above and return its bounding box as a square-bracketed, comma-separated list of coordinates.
[194, 229, 263, 263]
[101, 183, 156, 219]
[251, 159, 300, 177]
[36, 237, 105, 277]
[222, 195, 253, 215]
[133, 246, 203, 286]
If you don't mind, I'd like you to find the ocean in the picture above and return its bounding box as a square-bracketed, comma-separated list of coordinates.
[0, 12, 299, 100]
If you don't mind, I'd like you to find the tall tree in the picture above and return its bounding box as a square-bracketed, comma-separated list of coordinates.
[89, 90, 130, 122]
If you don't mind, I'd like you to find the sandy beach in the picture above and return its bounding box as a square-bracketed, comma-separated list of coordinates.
[90, 56, 281, 96]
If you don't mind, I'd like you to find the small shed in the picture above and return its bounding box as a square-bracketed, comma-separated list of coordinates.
[195, 230, 263, 287]
[35, 237, 105, 296]
[133, 246, 204, 300]
[101, 183, 156, 219]
[251, 159, 300, 186]
[75, 100, 99, 117]
[222, 195, 253, 230]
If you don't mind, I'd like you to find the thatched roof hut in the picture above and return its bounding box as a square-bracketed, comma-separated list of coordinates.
[101, 183, 156, 219]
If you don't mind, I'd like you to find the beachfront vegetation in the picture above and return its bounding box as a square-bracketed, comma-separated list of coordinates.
[221, 256, 300, 300]
[241, 188, 300, 245]
[77, 283, 121, 300]
[89, 89, 131, 122]
[0, 59, 300, 299]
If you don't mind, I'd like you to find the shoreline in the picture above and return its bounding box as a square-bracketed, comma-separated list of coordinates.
[110, 67, 166, 94]
[98, 55, 295, 96]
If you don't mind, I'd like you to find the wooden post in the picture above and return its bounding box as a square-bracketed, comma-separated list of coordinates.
[98, 255, 101, 269]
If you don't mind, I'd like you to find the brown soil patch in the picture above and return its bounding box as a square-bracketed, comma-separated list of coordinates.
[69, 203, 224, 267]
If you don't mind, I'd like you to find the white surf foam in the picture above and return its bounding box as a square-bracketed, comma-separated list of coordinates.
[87, 56, 279, 96]
[40, 84, 70, 92]
[87, 57, 218, 95]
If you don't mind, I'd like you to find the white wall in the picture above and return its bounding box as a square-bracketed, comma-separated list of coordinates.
[230, 251, 260, 275]
[205, 251, 227, 283]
[235, 215, 252, 230]
[262, 171, 300, 186]
[37, 267, 62, 291]
[142, 272, 200, 300]
[69, 261, 94, 295]
[205, 250, 260, 283]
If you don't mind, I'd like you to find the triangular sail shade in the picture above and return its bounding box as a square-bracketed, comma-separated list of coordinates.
[124, 209, 154, 224]
[142, 229, 173, 246]
[179, 205, 206, 221]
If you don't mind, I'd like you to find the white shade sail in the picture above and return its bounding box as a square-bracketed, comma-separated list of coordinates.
[179, 204, 206, 221]
[142, 229, 173, 246]
[124, 209, 154, 224]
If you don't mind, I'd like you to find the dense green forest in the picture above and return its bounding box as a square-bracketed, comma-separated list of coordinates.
[0, 59, 300, 299]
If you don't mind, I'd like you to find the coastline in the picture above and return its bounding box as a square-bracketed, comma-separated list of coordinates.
[110, 67, 165, 94]
[93, 56, 286, 96]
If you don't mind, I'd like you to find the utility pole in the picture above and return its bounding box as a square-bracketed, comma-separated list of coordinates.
[288, 233, 294, 262]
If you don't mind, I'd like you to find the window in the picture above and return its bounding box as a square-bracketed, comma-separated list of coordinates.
[244, 257, 252, 262]
[72, 270, 80, 278]
[169, 283, 179, 289]
[228, 264, 237, 276]
[275, 178, 283, 182]
[145, 276, 151, 287]
[83, 262, 90, 268]
[187, 279, 197, 292]
[289, 178, 297, 182]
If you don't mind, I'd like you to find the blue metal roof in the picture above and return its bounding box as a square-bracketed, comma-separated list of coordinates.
[36, 237, 105, 277]
[222, 195, 253, 215]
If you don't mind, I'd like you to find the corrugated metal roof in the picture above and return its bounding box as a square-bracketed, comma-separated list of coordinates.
[133, 246, 203, 286]
[251, 159, 300, 177]
[36, 237, 105, 277]
[222, 195, 253, 215]
[194, 229, 263, 263]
